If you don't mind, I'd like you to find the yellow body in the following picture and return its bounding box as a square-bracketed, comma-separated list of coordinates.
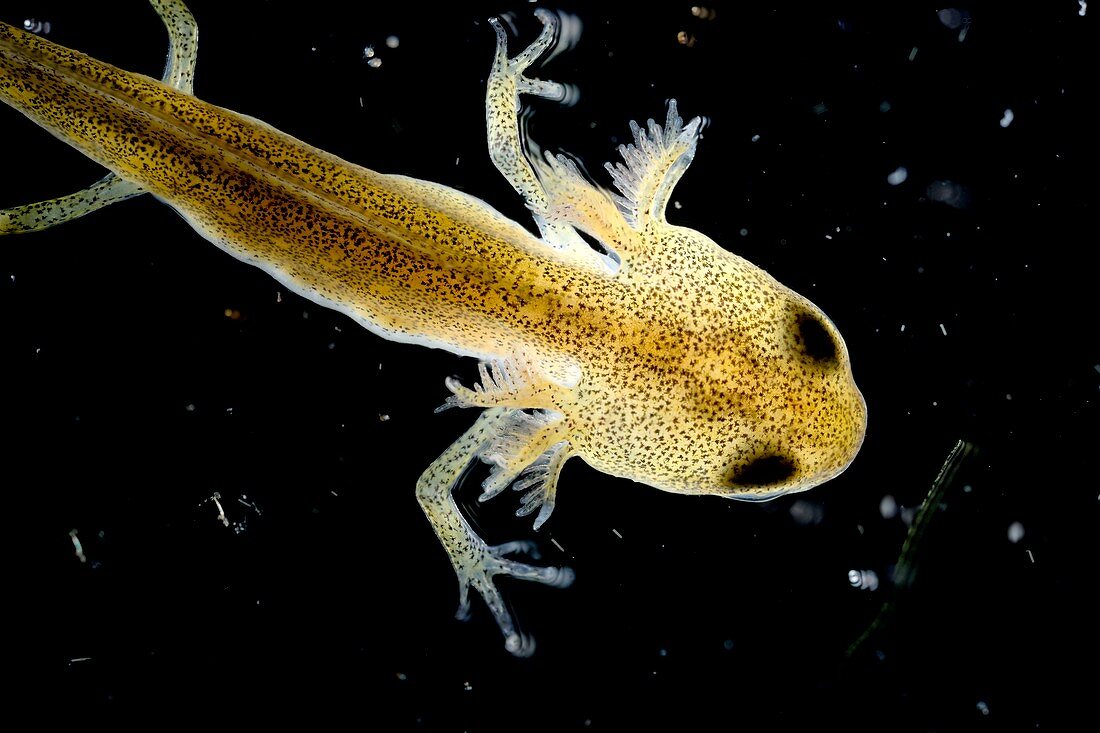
[0, 4, 866, 655]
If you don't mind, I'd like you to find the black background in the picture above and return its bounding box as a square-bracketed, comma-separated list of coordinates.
[3, 2, 1095, 729]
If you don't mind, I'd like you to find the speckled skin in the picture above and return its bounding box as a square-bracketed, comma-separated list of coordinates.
[0, 5, 866, 655]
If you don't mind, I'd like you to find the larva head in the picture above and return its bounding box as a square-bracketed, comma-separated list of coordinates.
[699, 267, 868, 501]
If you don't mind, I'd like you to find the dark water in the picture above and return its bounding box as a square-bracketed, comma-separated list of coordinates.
[3, 2, 1095, 728]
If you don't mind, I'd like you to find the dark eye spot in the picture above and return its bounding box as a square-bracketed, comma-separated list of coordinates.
[796, 314, 837, 362]
[731, 455, 797, 487]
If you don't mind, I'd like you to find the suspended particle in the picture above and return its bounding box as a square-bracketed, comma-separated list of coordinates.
[23, 18, 51, 34]
[367, 58, 382, 69]
[847, 569, 879, 591]
[691, 6, 717, 20]
[385, 35, 400, 49]
[1000, 108, 1015, 128]
[677, 31, 697, 47]
[1007, 521, 1025, 543]
[887, 167, 908, 186]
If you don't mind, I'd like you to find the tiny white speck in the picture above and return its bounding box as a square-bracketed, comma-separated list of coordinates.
[1000, 108, 1015, 128]
[751, 133, 761, 142]
[550, 537, 565, 553]
[1027, 549, 1035, 563]
[887, 166, 908, 185]
[1007, 521, 1025, 543]
[939, 323, 948, 336]
[386, 35, 400, 49]
[611, 528, 623, 539]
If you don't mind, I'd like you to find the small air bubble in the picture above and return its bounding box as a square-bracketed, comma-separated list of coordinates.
[739, 228, 749, 237]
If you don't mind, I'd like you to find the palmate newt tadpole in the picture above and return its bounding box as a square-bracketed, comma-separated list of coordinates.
[0, 1, 866, 655]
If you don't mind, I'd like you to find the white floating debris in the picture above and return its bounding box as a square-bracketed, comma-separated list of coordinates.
[908, 47, 918, 62]
[23, 18, 51, 34]
[550, 537, 565, 553]
[976, 701, 990, 716]
[367, 58, 382, 69]
[69, 529, 87, 564]
[879, 100, 892, 113]
[1079, 0, 1087, 17]
[900, 324, 906, 332]
[880, 494, 898, 519]
[999, 108, 1015, 128]
[1027, 549, 1035, 563]
[927, 180, 969, 208]
[363, 45, 375, 59]
[1007, 521, 1025, 543]
[378, 413, 390, 422]
[673, 200, 682, 209]
[751, 133, 761, 142]
[937, 8, 963, 29]
[396, 672, 407, 681]
[939, 323, 948, 336]
[887, 166, 908, 185]
[789, 499, 824, 525]
[847, 569, 879, 591]
[722, 639, 734, 651]
[739, 228, 748, 237]
[611, 528, 623, 539]
[385, 35, 400, 49]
